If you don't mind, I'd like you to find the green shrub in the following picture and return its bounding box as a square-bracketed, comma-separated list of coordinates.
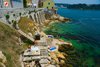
[5, 15, 10, 20]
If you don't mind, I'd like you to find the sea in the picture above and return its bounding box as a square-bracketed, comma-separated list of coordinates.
[45, 8, 100, 67]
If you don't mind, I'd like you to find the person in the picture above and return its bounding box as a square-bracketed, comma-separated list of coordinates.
[27, 45, 31, 52]
[34, 32, 41, 40]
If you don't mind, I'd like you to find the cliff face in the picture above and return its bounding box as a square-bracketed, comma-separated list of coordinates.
[0, 51, 7, 67]
[0, 22, 24, 67]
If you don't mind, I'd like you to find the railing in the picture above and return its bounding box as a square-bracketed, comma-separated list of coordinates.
[18, 30, 34, 42]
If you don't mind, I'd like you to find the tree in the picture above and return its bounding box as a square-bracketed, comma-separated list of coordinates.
[13, 14, 15, 16]
[19, 13, 21, 16]
[5, 15, 10, 20]
[23, 0, 27, 8]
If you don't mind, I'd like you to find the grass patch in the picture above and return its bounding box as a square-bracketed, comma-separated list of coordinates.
[18, 17, 36, 35]
[0, 22, 24, 67]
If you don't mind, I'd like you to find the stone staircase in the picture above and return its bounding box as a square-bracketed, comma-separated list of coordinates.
[17, 30, 34, 42]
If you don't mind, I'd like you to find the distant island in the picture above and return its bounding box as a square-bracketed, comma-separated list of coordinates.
[55, 3, 100, 10]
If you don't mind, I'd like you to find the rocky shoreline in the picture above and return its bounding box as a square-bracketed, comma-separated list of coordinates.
[51, 14, 71, 22]
[43, 15, 95, 67]
[38, 31, 73, 67]
[43, 14, 71, 27]
[0, 9, 73, 67]
[0, 51, 7, 67]
[41, 15, 75, 66]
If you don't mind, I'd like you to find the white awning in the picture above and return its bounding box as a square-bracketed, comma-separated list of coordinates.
[31, 46, 40, 51]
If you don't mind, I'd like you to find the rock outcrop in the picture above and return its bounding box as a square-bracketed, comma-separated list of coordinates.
[51, 14, 71, 22]
[0, 51, 7, 67]
[0, 22, 24, 67]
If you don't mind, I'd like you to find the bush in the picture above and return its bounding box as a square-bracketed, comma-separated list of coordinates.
[13, 14, 15, 17]
[5, 15, 10, 20]
[19, 13, 21, 16]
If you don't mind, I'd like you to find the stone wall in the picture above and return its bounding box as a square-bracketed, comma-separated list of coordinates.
[0, 8, 46, 26]
[0, 51, 7, 67]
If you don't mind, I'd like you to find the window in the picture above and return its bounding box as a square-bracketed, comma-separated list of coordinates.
[36, 50, 38, 52]
[48, 2, 50, 5]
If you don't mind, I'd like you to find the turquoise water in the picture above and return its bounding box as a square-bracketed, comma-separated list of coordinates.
[57, 8, 100, 51]
[45, 8, 100, 66]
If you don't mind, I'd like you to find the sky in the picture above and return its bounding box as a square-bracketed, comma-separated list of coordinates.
[54, 0, 100, 4]
[12, 0, 21, 2]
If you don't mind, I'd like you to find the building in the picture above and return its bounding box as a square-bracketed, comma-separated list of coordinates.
[32, 0, 39, 8]
[43, 0, 55, 9]
[26, 0, 32, 7]
[31, 46, 40, 55]
[23, 46, 41, 61]
[0, 0, 23, 8]
[25, 0, 39, 8]
[39, 0, 55, 10]
[38, 0, 46, 8]
[23, 46, 40, 56]
[12, 0, 23, 8]
[1, 0, 12, 8]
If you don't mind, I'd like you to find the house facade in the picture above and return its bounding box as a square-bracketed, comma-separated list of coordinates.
[43, 0, 55, 9]
[32, 0, 39, 8]
[26, 0, 32, 7]
[39, 0, 55, 10]
[25, 0, 39, 8]
[12, 0, 23, 8]
[0, 0, 12, 8]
